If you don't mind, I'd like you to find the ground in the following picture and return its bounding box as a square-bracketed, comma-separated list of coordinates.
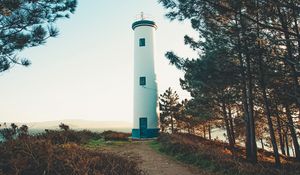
[86, 140, 214, 175]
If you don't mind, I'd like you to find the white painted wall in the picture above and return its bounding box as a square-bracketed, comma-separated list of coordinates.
[133, 23, 159, 129]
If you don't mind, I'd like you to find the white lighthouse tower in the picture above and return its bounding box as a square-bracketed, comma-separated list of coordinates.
[132, 14, 159, 139]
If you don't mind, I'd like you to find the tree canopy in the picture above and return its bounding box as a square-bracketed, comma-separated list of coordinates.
[159, 0, 300, 167]
[0, 0, 77, 72]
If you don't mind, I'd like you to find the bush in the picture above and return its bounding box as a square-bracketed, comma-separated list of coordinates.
[157, 133, 300, 175]
[0, 138, 144, 175]
[0, 124, 143, 175]
[102, 130, 130, 141]
[0, 124, 29, 141]
[38, 129, 102, 145]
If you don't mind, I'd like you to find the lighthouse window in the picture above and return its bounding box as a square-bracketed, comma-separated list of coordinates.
[140, 77, 146, 86]
[139, 38, 146, 47]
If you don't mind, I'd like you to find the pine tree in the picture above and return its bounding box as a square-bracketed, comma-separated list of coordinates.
[159, 0, 300, 166]
[159, 87, 181, 133]
[0, 0, 77, 72]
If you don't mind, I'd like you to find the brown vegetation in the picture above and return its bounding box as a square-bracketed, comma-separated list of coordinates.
[0, 124, 144, 175]
[157, 133, 300, 175]
[101, 130, 131, 141]
[39, 129, 102, 145]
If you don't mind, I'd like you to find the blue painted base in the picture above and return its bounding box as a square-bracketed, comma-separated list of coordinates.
[132, 128, 159, 139]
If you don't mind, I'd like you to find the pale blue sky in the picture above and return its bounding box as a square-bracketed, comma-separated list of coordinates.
[0, 0, 197, 123]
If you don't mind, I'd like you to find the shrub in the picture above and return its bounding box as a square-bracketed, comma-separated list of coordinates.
[38, 129, 102, 145]
[0, 138, 144, 175]
[59, 123, 70, 131]
[0, 124, 143, 175]
[0, 124, 29, 141]
[157, 133, 300, 175]
[102, 130, 130, 141]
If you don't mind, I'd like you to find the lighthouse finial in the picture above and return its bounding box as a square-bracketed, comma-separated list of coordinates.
[141, 12, 144, 20]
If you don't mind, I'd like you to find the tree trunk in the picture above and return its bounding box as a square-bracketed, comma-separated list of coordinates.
[239, 56, 253, 160]
[234, 12, 258, 162]
[240, 14, 257, 162]
[285, 127, 291, 157]
[259, 85, 281, 166]
[244, 39, 257, 163]
[208, 124, 212, 140]
[228, 106, 236, 144]
[203, 125, 206, 139]
[222, 100, 235, 150]
[257, 33, 281, 167]
[292, 4, 300, 61]
[171, 115, 174, 134]
[235, 17, 252, 161]
[285, 105, 300, 161]
[261, 87, 281, 167]
[275, 107, 286, 155]
[260, 138, 264, 151]
[292, 145, 295, 157]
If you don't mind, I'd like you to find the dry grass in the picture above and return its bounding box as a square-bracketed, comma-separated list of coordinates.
[101, 130, 131, 141]
[157, 133, 300, 175]
[0, 130, 144, 175]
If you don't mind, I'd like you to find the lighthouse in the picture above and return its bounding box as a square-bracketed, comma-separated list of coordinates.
[132, 14, 159, 139]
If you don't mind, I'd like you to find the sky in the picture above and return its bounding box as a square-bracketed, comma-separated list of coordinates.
[0, 0, 198, 123]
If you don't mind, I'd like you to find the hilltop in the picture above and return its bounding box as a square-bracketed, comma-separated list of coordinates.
[1, 119, 131, 131]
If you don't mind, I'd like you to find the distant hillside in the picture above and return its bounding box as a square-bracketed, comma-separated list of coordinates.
[2, 120, 132, 130]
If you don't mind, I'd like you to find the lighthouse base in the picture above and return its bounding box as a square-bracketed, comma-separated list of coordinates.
[132, 128, 159, 139]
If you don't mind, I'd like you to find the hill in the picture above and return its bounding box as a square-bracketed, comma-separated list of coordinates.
[1, 119, 132, 131]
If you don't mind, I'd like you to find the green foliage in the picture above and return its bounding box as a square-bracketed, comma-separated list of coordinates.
[159, 87, 182, 133]
[148, 141, 161, 152]
[159, 0, 300, 165]
[86, 139, 131, 149]
[85, 139, 106, 148]
[0, 0, 77, 72]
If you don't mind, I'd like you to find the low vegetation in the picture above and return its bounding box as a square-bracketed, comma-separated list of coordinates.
[101, 130, 131, 141]
[155, 133, 300, 175]
[0, 123, 143, 175]
[38, 129, 102, 145]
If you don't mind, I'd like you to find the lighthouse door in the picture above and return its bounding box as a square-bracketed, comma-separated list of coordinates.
[139, 118, 147, 138]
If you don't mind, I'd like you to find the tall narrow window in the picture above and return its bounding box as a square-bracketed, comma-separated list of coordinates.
[139, 38, 145, 47]
[140, 77, 146, 86]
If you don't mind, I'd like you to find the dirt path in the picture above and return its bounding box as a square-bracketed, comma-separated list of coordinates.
[108, 141, 212, 175]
